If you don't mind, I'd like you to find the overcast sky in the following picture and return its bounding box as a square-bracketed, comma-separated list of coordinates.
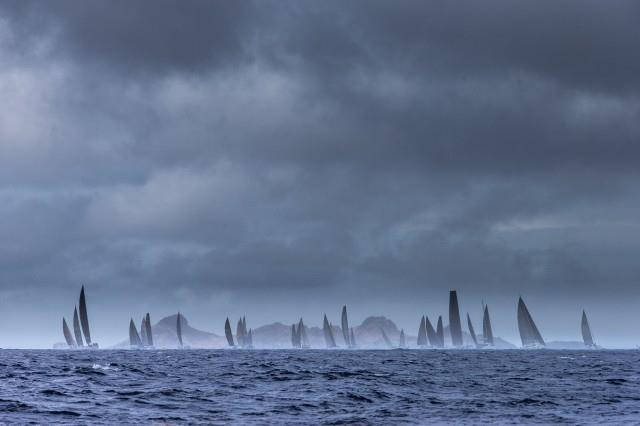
[1, 1, 639, 348]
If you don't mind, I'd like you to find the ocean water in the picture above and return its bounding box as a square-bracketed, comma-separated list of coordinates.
[1, 349, 639, 425]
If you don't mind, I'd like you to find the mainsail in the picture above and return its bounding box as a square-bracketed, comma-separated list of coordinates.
[399, 329, 406, 348]
[349, 328, 356, 348]
[176, 312, 184, 348]
[380, 328, 393, 348]
[482, 305, 494, 345]
[323, 314, 337, 348]
[517, 297, 545, 347]
[341, 305, 351, 347]
[62, 318, 77, 347]
[417, 316, 427, 346]
[73, 306, 84, 347]
[581, 310, 594, 347]
[129, 318, 142, 347]
[449, 290, 463, 347]
[225, 318, 235, 347]
[467, 313, 478, 347]
[78, 286, 92, 345]
[436, 316, 444, 348]
[246, 329, 253, 348]
[145, 313, 153, 347]
[425, 316, 438, 347]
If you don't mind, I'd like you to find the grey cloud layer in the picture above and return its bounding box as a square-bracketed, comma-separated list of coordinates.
[0, 1, 639, 346]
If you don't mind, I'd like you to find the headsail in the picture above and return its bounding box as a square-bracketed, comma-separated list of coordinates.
[517, 297, 545, 347]
[417, 316, 427, 346]
[467, 313, 478, 347]
[349, 327, 356, 348]
[581, 310, 594, 347]
[246, 329, 253, 348]
[236, 318, 245, 348]
[73, 306, 84, 347]
[380, 328, 393, 348]
[129, 318, 142, 347]
[62, 318, 77, 348]
[341, 305, 351, 347]
[145, 313, 153, 347]
[449, 290, 463, 347]
[425, 316, 438, 347]
[140, 316, 148, 346]
[291, 324, 300, 348]
[323, 314, 337, 348]
[482, 305, 494, 345]
[176, 312, 184, 348]
[78, 286, 92, 345]
[399, 329, 406, 348]
[224, 318, 235, 347]
[299, 318, 310, 348]
[436, 316, 444, 348]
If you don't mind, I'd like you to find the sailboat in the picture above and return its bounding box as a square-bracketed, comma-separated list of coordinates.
[129, 318, 143, 347]
[435, 316, 444, 348]
[73, 307, 84, 347]
[417, 316, 427, 347]
[341, 305, 351, 348]
[299, 318, 310, 348]
[140, 316, 148, 347]
[482, 304, 494, 347]
[380, 328, 393, 349]
[467, 313, 479, 348]
[425, 316, 438, 347]
[581, 310, 597, 349]
[291, 323, 300, 348]
[145, 313, 153, 347]
[517, 297, 545, 348]
[224, 318, 235, 347]
[449, 290, 463, 347]
[399, 329, 406, 349]
[176, 312, 184, 348]
[79, 286, 98, 348]
[323, 314, 337, 348]
[62, 318, 77, 348]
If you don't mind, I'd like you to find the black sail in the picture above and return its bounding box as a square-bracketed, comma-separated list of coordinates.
[73, 306, 84, 347]
[436, 316, 444, 348]
[399, 329, 406, 348]
[349, 328, 356, 348]
[247, 329, 253, 347]
[449, 290, 463, 347]
[323, 314, 336, 348]
[467, 313, 478, 347]
[145, 313, 153, 346]
[299, 318, 309, 348]
[62, 318, 77, 347]
[341, 305, 351, 347]
[225, 318, 235, 346]
[129, 318, 142, 347]
[482, 305, 494, 345]
[291, 324, 299, 348]
[78, 286, 92, 345]
[517, 297, 545, 347]
[176, 312, 184, 347]
[417, 316, 427, 346]
[425, 316, 438, 347]
[581, 310, 594, 347]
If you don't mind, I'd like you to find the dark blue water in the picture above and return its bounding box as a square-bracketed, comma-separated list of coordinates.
[1, 349, 639, 424]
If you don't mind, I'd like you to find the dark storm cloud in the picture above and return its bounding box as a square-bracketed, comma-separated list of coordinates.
[1, 1, 640, 346]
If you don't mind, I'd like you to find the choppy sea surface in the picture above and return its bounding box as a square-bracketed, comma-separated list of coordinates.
[1, 349, 639, 425]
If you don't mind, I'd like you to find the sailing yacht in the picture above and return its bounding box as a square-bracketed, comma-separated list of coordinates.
[581, 310, 598, 349]
[517, 297, 545, 348]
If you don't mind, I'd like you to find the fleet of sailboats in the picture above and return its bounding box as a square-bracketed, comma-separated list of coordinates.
[60, 286, 604, 350]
